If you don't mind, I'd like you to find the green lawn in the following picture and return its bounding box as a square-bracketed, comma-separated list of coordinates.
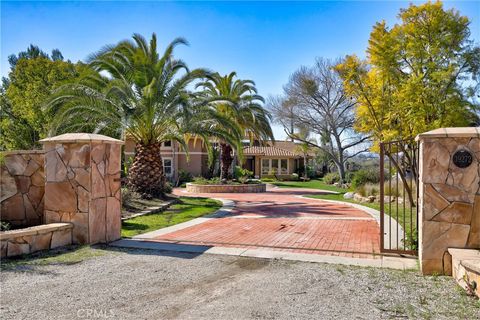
[270, 178, 346, 193]
[121, 197, 222, 238]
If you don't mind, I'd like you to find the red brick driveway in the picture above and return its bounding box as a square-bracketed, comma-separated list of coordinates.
[152, 186, 380, 258]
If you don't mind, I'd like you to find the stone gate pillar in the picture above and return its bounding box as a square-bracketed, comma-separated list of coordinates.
[416, 128, 479, 274]
[40, 133, 124, 244]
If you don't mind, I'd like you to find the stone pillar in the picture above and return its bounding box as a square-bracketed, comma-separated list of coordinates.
[416, 128, 480, 275]
[40, 133, 124, 245]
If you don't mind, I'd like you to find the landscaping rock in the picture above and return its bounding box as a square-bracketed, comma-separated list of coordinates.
[343, 192, 354, 199]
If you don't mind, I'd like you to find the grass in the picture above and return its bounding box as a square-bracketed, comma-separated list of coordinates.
[121, 196, 222, 238]
[1, 245, 108, 271]
[270, 178, 346, 193]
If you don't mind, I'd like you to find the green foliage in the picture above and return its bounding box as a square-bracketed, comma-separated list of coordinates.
[351, 169, 381, 189]
[192, 176, 222, 185]
[234, 165, 253, 183]
[355, 183, 379, 197]
[196, 72, 273, 179]
[260, 177, 276, 182]
[178, 169, 193, 184]
[323, 172, 340, 185]
[336, 2, 479, 149]
[1, 47, 82, 150]
[402, 228, 418, 251]
[1, 221, 11, 231]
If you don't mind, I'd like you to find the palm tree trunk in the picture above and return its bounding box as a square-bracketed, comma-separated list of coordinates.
[220, 142, 233, 181]
[128, 142, 166, 197]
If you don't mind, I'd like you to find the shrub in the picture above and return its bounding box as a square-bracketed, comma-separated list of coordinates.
[356, 183, 379, 197]
[178, 169, 193, 184]
[1, 221, 10, 231]
[290, 173, 299, 181]
[234, 166, 253, 183]
[351, 169, 381, 189]
[260, 177, 276, 182]
[162, 182, 173, 194]
[323, 172, 340, 185]
[345, 171, 355, 183]
[192, 176, 221, 185]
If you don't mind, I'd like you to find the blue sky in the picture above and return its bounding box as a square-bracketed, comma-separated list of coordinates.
[2, 1, 479, 139]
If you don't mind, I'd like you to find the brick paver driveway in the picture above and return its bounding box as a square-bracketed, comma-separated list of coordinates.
[154, 186, 380, 258]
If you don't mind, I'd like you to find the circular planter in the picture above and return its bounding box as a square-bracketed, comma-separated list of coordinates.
[186, 183, 266, 193]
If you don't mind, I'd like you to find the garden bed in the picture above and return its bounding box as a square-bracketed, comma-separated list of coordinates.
[186, 182, 266, 193]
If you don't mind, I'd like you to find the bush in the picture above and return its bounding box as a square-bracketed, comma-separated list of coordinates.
[345, 171, 355, 183]
[234, 166, 253, 184]
[192, 176, 221, 185]
[178, 169, 193, 184]
[260, 177, 276, 182]
[356, 183, 379, 197]
[162, 182, 173, 194]
[1, 221, 10, 231]
[323, 172, 340, 185]
[351, 169, 381, 189]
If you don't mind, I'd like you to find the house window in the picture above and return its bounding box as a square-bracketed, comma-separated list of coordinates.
[163, 140, 172, 147]
[261, 158, 289, 175]
[163, 158, 172, 176]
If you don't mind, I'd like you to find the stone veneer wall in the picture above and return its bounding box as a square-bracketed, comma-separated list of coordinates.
[0, 223, 72, 258]
[417, 128, 480, 275]
[0, 150, 45, 227]
[186, 183, 267, 193]
[41, 133, 123, 245]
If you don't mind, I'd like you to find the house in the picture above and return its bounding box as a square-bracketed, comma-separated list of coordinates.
[124, 138, 314, 181]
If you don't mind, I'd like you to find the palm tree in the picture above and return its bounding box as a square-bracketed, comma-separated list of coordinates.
[196, 72, 274, 180]
[47, 33, 240, 197]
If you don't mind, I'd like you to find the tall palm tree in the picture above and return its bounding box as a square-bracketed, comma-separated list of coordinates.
[47, 33, 240, 197]
[197, 72, 274, 180]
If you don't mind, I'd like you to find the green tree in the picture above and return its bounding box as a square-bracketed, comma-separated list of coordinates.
[336, 1, 480, 203]
[48, 33, 240, 197]
[336, 1, 479, 144]
[196, 72, 274, 180]
[0, 46, 79, 150]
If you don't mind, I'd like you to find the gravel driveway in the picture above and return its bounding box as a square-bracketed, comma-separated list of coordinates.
[1, 247, 478, 320]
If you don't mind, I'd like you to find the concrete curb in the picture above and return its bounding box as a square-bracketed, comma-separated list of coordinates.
[132, 198, 235, 240]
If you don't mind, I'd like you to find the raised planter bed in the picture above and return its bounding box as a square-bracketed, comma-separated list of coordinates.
[186, 183, 266, 193]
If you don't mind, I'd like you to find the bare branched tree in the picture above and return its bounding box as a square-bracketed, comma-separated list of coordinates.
[269, 58, 370, 181]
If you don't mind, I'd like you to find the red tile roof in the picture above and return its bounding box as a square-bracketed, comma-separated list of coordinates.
[243, 146, 299, 157]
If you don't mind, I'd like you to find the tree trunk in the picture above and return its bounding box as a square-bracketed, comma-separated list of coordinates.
[220, 143, 233, 181]
[128, 142, 166, 198]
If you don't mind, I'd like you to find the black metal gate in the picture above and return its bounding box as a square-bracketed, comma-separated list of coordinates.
[379, 139, 419, 255]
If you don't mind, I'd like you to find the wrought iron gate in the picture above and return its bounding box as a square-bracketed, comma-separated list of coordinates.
[379, 139, 419, 255]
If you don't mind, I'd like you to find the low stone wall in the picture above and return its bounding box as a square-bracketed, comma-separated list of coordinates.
[1, 150, 45, 227]
[0, 223, 73, 258]
[186, 183, 266, 193]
